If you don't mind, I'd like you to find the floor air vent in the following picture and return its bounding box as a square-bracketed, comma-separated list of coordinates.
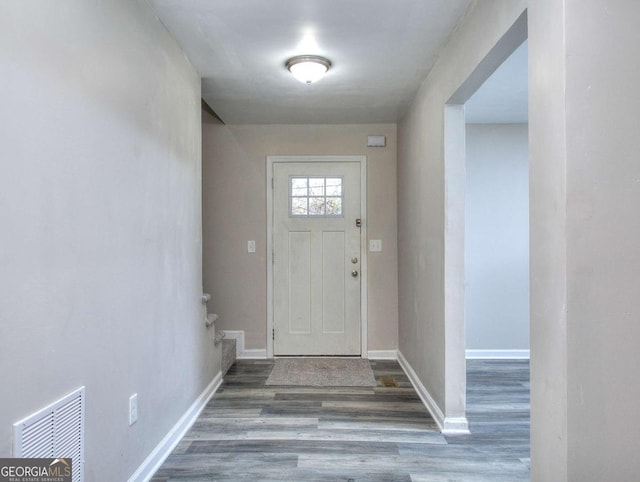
[13, 386, 85, 482]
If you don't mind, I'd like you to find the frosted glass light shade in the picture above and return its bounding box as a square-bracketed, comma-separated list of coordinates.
[286, 55, 331, 84]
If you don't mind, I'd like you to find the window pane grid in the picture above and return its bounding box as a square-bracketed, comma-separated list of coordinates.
[289, 176, 343, 217]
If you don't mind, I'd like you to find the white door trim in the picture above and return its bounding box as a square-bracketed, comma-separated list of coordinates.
[266, 155, 367, 358]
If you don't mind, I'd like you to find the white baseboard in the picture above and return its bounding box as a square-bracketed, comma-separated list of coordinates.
[221, 330, 245, 359]
[237, 349, 268, 359]
[465, 349, 530, 359]
[397, 351, 469, 435]
[367, 350, 398, 360]
[221, 331, 268, 359]
[441, 416, 471, 433]
[128, 371, 223, 482]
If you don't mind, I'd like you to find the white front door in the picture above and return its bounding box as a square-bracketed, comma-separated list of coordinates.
[273, 161, 361, 355]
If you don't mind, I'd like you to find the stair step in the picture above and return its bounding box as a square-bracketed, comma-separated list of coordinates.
[221, 338, 236, 375]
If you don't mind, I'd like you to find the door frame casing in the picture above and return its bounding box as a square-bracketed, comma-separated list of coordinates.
[266, 155, 368, 358]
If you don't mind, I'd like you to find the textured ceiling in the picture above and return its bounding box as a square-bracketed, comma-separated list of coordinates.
[147, 0, 473, 124]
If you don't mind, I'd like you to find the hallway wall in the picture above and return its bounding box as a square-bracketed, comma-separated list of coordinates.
[529, 1, 640, 480]
[202, 121, 398, 352]
[0, 2, 217, 480]
[397, 0, 527, 425]
[465, 123, 529, 351]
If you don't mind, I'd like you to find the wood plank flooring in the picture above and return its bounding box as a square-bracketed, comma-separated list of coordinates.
[151, 359, 530, 481]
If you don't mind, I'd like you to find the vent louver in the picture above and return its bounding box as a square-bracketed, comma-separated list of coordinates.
[13, 386, 85, 482]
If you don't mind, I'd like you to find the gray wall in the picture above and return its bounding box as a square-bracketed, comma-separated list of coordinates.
[202, 121, 399, 352]
[465, 124, 529, 351]
[530, 0, 640, 480]
[0, 2, 219, 480]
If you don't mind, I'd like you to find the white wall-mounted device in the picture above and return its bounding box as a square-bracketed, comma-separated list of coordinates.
[367, 135, 386, 147]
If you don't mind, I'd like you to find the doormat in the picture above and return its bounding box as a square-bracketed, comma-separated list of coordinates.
[265, 358, 377, 387]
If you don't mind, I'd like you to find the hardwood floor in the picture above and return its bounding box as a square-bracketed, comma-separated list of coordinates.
[151, 359, 530, 481]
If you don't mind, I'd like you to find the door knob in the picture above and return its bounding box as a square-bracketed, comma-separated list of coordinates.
[351, 270, 359, 278]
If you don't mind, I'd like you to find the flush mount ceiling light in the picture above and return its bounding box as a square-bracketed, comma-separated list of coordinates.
[286, 55, 331, 84]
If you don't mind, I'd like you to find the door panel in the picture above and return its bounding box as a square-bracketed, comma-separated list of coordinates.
[273, 161, 361, 355]
[288, 231, 311, 334]
[322, 231, 345, 334]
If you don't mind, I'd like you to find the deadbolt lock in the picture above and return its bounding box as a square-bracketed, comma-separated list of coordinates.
[351, 257, 358, 264]
[355, 218, 362, 228]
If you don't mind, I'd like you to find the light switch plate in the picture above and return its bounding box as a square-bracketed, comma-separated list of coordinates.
[369, 239, 382, 252]
[248, 240, 256, 253]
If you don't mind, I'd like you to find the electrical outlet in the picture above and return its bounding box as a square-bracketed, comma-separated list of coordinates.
[129, 393, 138, 426]
[247, 240, 256, 253]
